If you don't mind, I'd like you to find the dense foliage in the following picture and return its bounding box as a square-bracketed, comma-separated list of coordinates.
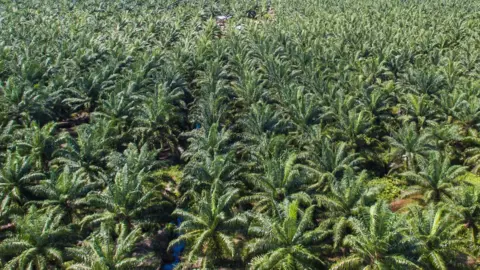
[1, 0, 480, 269]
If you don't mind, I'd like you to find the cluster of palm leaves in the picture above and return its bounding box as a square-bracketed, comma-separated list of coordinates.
[1, 0, 480, 269]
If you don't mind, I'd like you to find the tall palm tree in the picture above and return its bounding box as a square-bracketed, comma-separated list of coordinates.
[66, 223, 153, 270]
[0, 206, 74, 269]
[406, 205, 471, 270]
[316, 169, 377, 249]
[245, 200, 328, 270]
[331, 202, 419, 270]
[170, 182, 246, 269]
[400, 152, 467, 204]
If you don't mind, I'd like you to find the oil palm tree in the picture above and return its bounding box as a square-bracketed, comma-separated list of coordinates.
[240, 153, 311, 216]
[0, 206, 75, 269]
[0, 77, 52, 124]
[245, 200, 328, 270]
[54, 125, 108, 183]
[384, 122, 433, 172]
[107, 143, 162, 177]
[15, 121, 58, 171]
[182, 152, 241, 193]
[464, 136, 480, 173]
[170, 182, 246, 269]
[406, 205, 471, 270]
[0, 152, 44, 207]
[181, 122, 232, 162]
[332, 109, 375, 148]
[80, 165, 170, 229]
[331, 202, 419, 270]
[238, 102, 287, 138]
[133, 85, 184, 152]
[300, 137, 363, 191]
[28, 167, 99, 223]
[453, 97, 480, 133]
[450, 186, 480, 244]
[92, 90, 138, 131]
[400, 152, 467, 204]
[66, 223, 153, 270]
[0, 120, 16, 162]
[398, 94, 437, 128]
[316, 169, 377, 249]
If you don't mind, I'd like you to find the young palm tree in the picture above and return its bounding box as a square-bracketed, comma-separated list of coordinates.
[384, 122, 433, 172]
[107, 143, 162, 177]
[300, 137, 363, 191]
[133, 85, 184, 152]
[464, 136, 480, 173]
[238, 102, 287, 138]
[181, 122, 232, 162]
[316, 169, 377, 249]
[398, 94, 437, 128]
[170, 182, 246, 269]
[240, 153, 311, 216]
[331, 202, 419, 270]
[0, 120, 16, 162]
[15, 121, 58, 171]
[400, 152, 467, 204]
[451, 186, 480, 244]
[0, 77, 52, 125]
[66, 223, 152, 270]
[92, 90, 138, 130]
[182, 152, 241, 193]
[54, 125, 108, 183]
[406, 205, 471, 270]
[0, 206, 74, 269]
[0, 152, 44, 207]
[28, 167, 99, 223]
[245, 200, 328, 270]
[81, 165, 170, 229]
[332, 109, 375, 148]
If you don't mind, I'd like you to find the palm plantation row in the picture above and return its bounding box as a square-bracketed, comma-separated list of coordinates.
[1, 0, 480, 269]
